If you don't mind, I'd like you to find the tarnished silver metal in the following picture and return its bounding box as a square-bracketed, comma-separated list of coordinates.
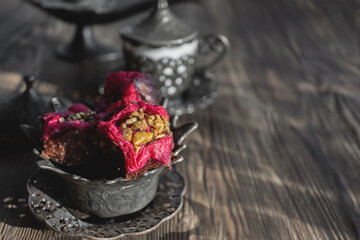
[120, 0, 229, 99]
[120, 0, 198, 98]
[24, 0, 174, 62]
[27, 117, 197, 218]
[27, 168, 185, 239]
[120, 0, 198, 46]
[36, 160, 165, 218]
[166, 71, 218, 116]
[0, 75, 72, 150]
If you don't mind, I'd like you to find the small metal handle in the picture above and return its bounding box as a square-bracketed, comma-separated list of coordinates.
[36, 159, 68, 175]
[156, 0, 168, 9]
[171, 155, 184, 165]
[196, 34, 230, 72]
[171, 116, 198, 156]
[33, 149, 70, 176]
[160, 97, 169, 109]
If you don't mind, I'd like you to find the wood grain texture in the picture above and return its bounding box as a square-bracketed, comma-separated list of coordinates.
[0, 0, 359, 239]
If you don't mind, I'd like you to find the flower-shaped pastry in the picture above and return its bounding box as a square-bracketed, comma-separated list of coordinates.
[97, 101, 173, 179]
[96, 71, 158, 113]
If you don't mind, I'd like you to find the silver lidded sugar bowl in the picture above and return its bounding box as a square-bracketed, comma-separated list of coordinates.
[120, 0, 229, 98]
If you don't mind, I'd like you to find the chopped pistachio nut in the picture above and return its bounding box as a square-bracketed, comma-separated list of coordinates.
[130, 111, 140, 118]
[134, 146, 142, 153]
[132, 119, 148, 131]
[153, 115, 164, 134]
[162, 116, 170, 132]
[155, 133, 165, 139]
[59, 110, 97, 124]
[123, 128, 133, 141]
[146, 115, 155, 126]
[120, 108, 170, 153]
[132, 131, 153, 146]
[125, 117, 137, 125]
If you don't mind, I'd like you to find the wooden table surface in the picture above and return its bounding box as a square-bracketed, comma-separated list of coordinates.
[0, 0, 359, 239]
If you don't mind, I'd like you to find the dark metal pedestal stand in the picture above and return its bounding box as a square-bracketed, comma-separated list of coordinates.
[56, 25, 121, 62]
[25, 0, 196, 62]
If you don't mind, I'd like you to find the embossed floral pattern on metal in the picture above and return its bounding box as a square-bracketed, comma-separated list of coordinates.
[28, 168, 185, 239]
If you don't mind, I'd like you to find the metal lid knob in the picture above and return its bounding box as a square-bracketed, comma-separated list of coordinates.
[120, 0, 198, 46]
[24, 75, 36, 94]
[157, 0, 168, 9]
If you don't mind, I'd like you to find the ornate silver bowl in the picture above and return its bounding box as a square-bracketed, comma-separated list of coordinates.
[27, 167, 185, 238]
[26, 115, 197, 218]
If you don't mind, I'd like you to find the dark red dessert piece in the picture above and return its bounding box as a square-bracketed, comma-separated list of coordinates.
[41, 104, 100, 165]
[96, 71, 158, 113]
[97, 101, 173, 179]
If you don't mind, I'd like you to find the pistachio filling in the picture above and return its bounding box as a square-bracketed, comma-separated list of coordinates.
[58, 110, 97, 124]
[120, 108, 170, 153]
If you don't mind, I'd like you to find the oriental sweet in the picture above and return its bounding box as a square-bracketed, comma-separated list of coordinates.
[41, 104, 100, 165]
[39, 72, 174, 180]
[96, 71, 158, 113]
[97, 101, 173, 179]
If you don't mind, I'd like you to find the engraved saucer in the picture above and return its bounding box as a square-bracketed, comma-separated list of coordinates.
[27, 168, 185, 239]
[166, 71, 218, 116]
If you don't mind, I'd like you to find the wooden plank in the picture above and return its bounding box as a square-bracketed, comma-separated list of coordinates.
[0, 0, 359, 239]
